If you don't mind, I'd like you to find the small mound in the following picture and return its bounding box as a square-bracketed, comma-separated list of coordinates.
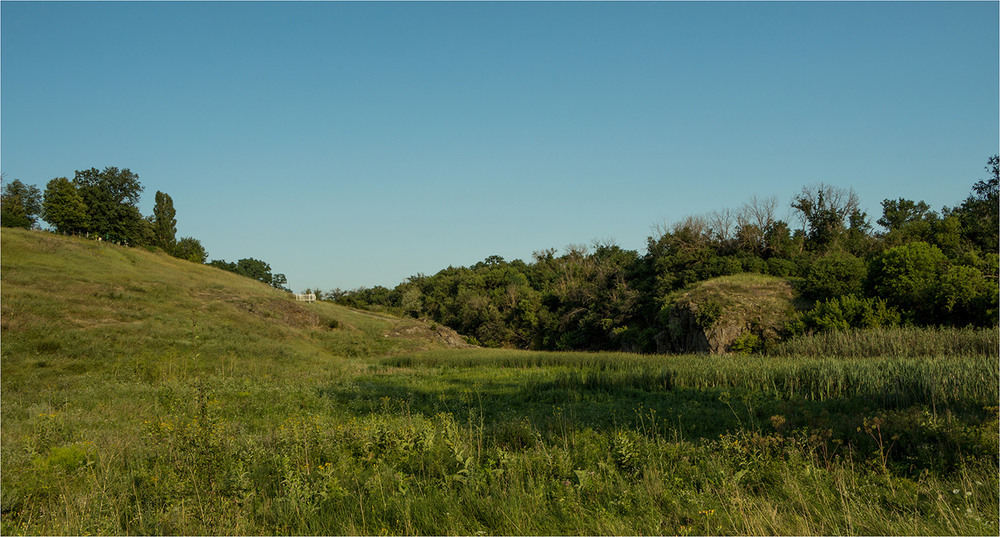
[229, 297, 326, 330]
[657, 273, 805, 354]
[387, 320, 476, 349]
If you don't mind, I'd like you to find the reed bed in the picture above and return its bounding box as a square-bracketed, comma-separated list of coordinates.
[770, 325, 998, 358]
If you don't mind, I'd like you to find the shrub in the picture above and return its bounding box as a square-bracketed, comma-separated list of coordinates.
[867, 242, 948, 323]
[798, 294, 901, 333]
[936, 265, 997, 327]
[694, 300, 723, 329]
[802, 251, 867, 301]
[729, 332, 763, 354]
[740, 255, 767, 274]
[765, 258, 799, 277]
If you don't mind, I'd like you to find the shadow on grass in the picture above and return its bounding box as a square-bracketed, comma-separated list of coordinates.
[317, 367, 995, 476]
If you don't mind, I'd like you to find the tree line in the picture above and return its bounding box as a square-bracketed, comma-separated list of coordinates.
[0, 166, 288, 291]
[323, 156, 999, 352]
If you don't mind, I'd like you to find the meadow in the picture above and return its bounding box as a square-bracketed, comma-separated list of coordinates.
[1, 228, 997, 535]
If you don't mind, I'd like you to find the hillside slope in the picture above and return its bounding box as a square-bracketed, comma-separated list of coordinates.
[1, 228, 472, 532]
[1, 228, 466, 387]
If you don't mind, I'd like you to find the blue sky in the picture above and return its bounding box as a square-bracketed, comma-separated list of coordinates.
[3, 1, 997, 291]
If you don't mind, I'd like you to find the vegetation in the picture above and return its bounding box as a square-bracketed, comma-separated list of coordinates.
[1, 228, 997, 535]
[330, 157, 998, 352]
[0, 177, 42, 229]
[2, 165, 286, 289]
[152, 191, 178, 253]
[209, 257, 289, 291]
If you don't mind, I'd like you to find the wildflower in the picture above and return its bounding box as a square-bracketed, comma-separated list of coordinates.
[952, 489, 960, 494]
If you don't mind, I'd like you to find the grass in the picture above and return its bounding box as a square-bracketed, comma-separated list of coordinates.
[2, 228, 998, 535]
[772, 325, 1000, 358]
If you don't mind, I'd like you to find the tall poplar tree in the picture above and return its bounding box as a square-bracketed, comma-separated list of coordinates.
[153, 191, 177, 252]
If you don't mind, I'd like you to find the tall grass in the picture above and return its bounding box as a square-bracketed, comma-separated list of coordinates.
[384, 348, 998, 408]
[771, 326, 999, 358]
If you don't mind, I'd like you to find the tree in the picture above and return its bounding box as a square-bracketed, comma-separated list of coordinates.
[73, 167, 145, 243]
[802, 251, 867, 301]
[866, 241, 948, 323]
[152, 191, 177, 252]
[272, 273, 289, 292]
[42, 177, 89, 234]
[954, 155, 999, 254]
[1, 177, 42, 228]
[235, 258, 273, 285]
[210, 257, 285, 289]
[735, 195, 778, 255]
[791, 184, 860, 251]
[877, 198, 934, 233]
[209, 259, 237, 272]
[173, 237, 208, 263]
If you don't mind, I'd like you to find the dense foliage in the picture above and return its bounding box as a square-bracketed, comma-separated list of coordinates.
[0, 178, 42, 229]
[331, 157, 999, 351]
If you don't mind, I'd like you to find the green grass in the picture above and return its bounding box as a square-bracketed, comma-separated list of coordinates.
[772, 325, 1000, 358]
[2, 228, 998, 535]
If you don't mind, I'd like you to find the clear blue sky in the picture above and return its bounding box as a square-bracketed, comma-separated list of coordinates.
[3, 1, 997, 291]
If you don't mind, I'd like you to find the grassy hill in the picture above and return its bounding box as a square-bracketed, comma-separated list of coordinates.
[0, 229, 464, 532]
[1, 227, 463, 375]
[2, 228, 997, 535]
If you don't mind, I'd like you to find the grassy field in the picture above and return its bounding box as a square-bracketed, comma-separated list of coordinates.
[2, 228, 998, 535]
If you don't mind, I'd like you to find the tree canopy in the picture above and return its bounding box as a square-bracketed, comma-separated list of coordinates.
[72, 167, 146, 244]
[42, 177, 89, 234]
[1, 177, 42, 229]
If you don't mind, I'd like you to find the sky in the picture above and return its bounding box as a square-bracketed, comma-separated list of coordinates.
[2, 1, 998, 291]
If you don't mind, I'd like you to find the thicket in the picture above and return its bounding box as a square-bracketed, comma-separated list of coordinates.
[331, 157, 999, 352]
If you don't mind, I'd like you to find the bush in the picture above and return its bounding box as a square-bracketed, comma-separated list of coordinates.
[765, 258, 799, 277]
[740, 255, 767, 274]
[796, 294, 901, 333]
[694, 300, 723, 329]
[802, 251, 867, 301]
[867, 242, 948, 323]
[936, 265, 997, 327]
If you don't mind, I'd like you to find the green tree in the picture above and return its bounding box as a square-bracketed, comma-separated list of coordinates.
[1, 178, 42, 228]
[867, 242, 948, 323]
[41, 177, 89, 234]
[152, 191, 177, 252]
[235, 258, 273, 285]
[802, 251, 867, 301]
[209, 259, 237, 272]
[73, 167, 145, 243]
[791, 184, 860, 251]
[272, 273, 289, 292]
[174, 237, 208, 263]
[936, 265, 995, 326]
[211, 257, 284, 288]
[878, 198, 934, 233]
[954, 155, 999, 254]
